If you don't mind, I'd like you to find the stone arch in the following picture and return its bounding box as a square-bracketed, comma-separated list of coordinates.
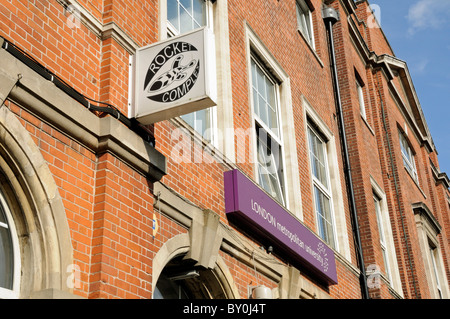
[0, 106, 73, 298]
[151, 233, 239, 299]
[151, 233, 191, 294]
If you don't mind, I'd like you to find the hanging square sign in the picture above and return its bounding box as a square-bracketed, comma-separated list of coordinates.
[130, 27, 217, 124]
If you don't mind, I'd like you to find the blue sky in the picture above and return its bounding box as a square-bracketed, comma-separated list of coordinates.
[367, 0, 450, 175]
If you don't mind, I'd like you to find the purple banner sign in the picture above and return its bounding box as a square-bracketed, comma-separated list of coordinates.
[224, 169, 338, 285]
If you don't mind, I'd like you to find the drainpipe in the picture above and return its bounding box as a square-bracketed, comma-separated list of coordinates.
[322, 6, 369, 299]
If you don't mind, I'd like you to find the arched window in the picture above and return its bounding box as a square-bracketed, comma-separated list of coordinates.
[0, 105, 73, 299]
[0, 189, 19, 299]
[153, 255, 230, 299]
[154, 273, 191, 299]
[153, 256, 205, 299]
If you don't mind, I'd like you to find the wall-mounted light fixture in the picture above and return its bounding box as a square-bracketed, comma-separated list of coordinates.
[251, 285, 273, 299]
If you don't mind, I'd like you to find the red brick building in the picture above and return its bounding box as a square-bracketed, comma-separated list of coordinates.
[0, 0, 449, 299]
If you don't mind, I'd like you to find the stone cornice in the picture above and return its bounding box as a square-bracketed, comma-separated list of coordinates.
[413, 202, 442, 235]
[0, 48, 166, 181]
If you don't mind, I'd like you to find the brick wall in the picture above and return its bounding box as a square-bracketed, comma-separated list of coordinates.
[1, 0, 449, 299]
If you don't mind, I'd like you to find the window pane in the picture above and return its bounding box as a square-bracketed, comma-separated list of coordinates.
[176, 0, 210, 140]
[258, 96, 268, 126]
[167, 0, 179, 31]
[203, 108, 212, 137]
[382, 248, 391, 282]
[197, 108, 212, 141]
[297, 1, 312, 44]
[430, 247, 443, 299]
[251, 62, 257, 89]
[251, 58, 284, 205]
[305, 12, 312, 42]
[296, 3, 302, 27]
[257, 129, 275, 173]
[300, 15, 308, 36]
[314, 186, 335, 248]
[168, 0, 206, 34]
[252, 88, 258, 117]
[181, 112, 194, 128]
[357, 81, 366, 118]
[257, 66, 266, 101]
[0, 204, 7, 225]
[399, 137, 406, 155]
[252, 59, 279, 136]
[181, 108, 213, 142]
[399, 132, 418, 180]
[400, 139, 409, 160]
[195, 108, 206, 131]
[180, 5, 193, 33]
[269, 173, 284, 204]
[257, 128, 284, 205]
[258, 164, 272, 195]
[373, 195, 392, 281]
[257, 162, 284, 205]
[267, 85, 278, 134]
[308, 127, 328, 188]
[399, 133, 411, 162]
[373, 197, 386, 244]
[402, 156, 414, 174]
[193, 0, 205, 27]
[0, 225, 13, 290]
[180, 0, 191, 12]
[154, 274, 190, 299]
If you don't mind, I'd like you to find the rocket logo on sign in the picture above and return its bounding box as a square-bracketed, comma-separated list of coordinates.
[143, 41, 200, 103]
[131, 27, 217, 125]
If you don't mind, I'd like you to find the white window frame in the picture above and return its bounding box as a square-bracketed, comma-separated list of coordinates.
[373, 193, 391, 282]
[307, 123, 338, 249]
[245, 25, 304, 216]
[0, 191, 20, 299]
[163, 0, 218, 146]
[371, 178, 404, 297]
[447, 192, 450, 209]
[296, 0, 315, 49]
[166, 0, 210, 36]
[399, 130, 418, 182]
[250, 55, 286, 206]
[356, 79, 367, 119]
[303, 98, 352, 258]
[414, 203, 450, 299]
[429, 243, 443, 299]
[425, 237, 449, 299]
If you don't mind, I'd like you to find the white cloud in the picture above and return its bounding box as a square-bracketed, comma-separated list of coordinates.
[407, 0, 450, 35]
[413, 58, 429, 74]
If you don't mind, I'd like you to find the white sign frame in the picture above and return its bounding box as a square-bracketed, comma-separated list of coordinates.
[129, 27, 217, 125]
